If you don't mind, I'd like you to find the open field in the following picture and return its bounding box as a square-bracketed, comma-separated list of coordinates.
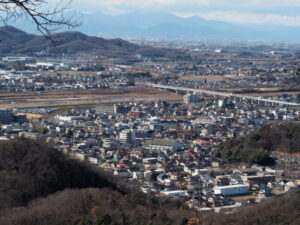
[0, 96, 181, 109]
[0, 86, 168, 100]
[16, 113, 44, 119]
[0, 86, 181, 109]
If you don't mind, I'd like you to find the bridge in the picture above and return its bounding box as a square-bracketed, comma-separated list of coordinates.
[146, 83, 300, 107]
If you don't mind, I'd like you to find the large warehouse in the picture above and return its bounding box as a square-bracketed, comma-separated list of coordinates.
[214, 184, 249, 196]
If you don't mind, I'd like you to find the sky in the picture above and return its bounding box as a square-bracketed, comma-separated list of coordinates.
[67, 0, 300, 26]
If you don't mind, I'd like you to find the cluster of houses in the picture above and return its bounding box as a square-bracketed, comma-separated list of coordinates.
[0, 67, 140, 92]
[1, 96, 299, 212]
[1, 46, 300, 212]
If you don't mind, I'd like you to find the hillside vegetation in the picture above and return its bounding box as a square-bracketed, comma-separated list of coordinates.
[0, 138, 125, 210]
[2, 137, 300, 224]
[0, 138, 192, 225]
[211, 190, 300, 225]
[219, 121, 300, 165]
[0, 26, 181, 57]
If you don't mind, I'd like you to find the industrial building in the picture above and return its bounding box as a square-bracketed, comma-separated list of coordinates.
[214, 184, 249, 196]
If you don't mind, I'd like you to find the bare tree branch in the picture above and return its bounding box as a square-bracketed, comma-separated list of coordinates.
[0, 0, 81, 42]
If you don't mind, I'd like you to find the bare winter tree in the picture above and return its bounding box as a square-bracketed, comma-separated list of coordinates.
[0, 0, 80, 40]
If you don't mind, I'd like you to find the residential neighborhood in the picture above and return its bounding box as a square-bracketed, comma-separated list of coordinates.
[0, 43, 300, 213]
[1, 95, 299, 212]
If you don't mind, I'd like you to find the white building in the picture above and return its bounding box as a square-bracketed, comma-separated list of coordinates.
[214, 184, 249, 196]
[145, 139, 184, 152]
[119, 129, 135, 144]
[184, 93, 200, 104]
[161, 190, 188, 197]
[2, 56, 34, 63]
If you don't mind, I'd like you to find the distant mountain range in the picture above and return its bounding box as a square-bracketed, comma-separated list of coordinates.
[10, 11, 300, 41]
[0, 26, 179, 56]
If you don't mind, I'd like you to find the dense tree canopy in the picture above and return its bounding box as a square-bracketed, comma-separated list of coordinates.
[0, 138, 193, 225]
[0, 138, 122, 209]
[219, 121, 300, 165]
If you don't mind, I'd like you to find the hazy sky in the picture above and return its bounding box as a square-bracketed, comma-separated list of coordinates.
[68, 0, 300, 26]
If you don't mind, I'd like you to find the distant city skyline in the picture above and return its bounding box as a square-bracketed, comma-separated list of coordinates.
[69, 0, 300, 27]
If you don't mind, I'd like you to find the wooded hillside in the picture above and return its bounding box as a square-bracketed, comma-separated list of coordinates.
[219, 121, 300, 165]
[0, 138, 192, 225]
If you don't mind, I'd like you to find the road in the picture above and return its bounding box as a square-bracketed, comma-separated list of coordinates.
[147, 83, 300, 106]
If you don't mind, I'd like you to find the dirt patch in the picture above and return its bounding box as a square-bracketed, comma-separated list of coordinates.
[0, 87, 172, 100]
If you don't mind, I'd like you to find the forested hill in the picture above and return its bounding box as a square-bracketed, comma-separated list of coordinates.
[0, 26, 180, 57]
[0, 138, 192, 225]
[219, 121, 300, 165]
[212, 190, 300, 225]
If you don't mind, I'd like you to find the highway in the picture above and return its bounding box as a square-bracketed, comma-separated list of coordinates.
[147, 83, 300, 106]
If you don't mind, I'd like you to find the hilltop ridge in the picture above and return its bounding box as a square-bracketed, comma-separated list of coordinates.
[0, 25, 179, 57]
